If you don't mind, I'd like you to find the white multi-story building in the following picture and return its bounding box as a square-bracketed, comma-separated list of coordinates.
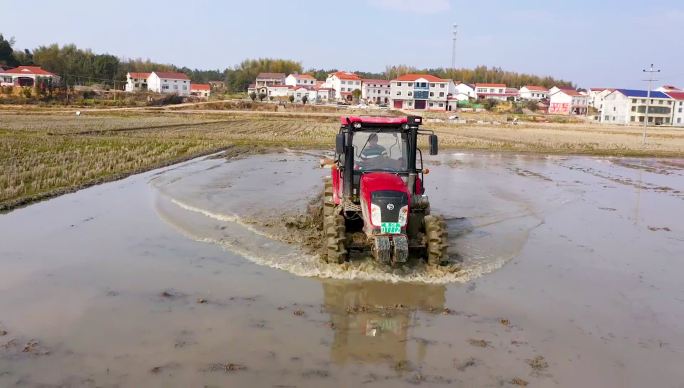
[452, 82, 476, 101]
[390, 74, 454, 111]
[324, 71, 362, 101]
[600, 89, 673, 125]
[549, 89, 589, 115]
[255, 73, 286, 87]
[474, 83, 513, 101]
[519, 86, 549, 100]
[0, 66, 59, 87]
[285, 74, 316, 87]
[147, 71, 190, 96]
[125, 72, 151, 92]
[666, 92, 684, 126]
[588, 88, 614, 110]
[361, 79, 390, 104]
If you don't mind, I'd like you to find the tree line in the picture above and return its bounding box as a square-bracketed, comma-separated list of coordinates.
[1, 34, 574, 92]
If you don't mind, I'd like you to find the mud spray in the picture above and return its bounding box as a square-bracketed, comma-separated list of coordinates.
[150, 152, 543, 284]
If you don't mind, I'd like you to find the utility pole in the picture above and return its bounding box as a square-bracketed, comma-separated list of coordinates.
[451, 24, 458, 77]
[642, 64, 660, 144]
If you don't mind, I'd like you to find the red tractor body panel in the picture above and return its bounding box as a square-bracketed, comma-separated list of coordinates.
[360, 173, 410, 231]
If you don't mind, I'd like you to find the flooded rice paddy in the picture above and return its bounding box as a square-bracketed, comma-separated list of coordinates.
[0, 150, 683, 387]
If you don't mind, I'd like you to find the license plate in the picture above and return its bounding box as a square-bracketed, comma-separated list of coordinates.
[380, 222, 401, 234]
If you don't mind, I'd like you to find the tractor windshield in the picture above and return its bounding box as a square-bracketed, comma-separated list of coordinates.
[352, 131, 408, 172]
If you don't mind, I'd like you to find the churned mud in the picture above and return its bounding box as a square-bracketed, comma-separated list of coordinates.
[0, 151, 683, 387]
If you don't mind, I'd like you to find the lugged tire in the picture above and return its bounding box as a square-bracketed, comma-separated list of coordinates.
[323, 177, 335, 217]
[424, 215, 448, 266]
[324, 213, 347, 264]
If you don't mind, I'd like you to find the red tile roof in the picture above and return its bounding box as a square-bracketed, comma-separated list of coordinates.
[589, 87, 612, 92]
[475, 83, 506, 88]
[665, 91, 684, 100]
[1, 66, 56, 76]
[558, 89, 582, 96]
[128, 72, 151, 79]
[523, 85, 548, 91]
[362, 78, 390, 85]
[191, 83, 210, 91]
[291, 73, 316, 80]
[333, 71, 361, 81]
[394, 73, 445, 82]
[153, 71, 189, 80]
[661, 85, 681, 90]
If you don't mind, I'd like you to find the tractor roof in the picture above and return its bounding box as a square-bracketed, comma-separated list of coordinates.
[341, 116, 422, 129]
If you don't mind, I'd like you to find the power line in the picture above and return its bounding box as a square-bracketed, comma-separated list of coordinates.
[642, 64, 660, 145]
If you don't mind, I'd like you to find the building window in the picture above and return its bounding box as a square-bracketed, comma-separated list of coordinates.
[408, 92, 413, 96]
[173, 85, 178, 90]
[182, 85, 187, 90]
[430, 83, 435, 87]
[632, 99, 637, 103]
[678, 118, 682, 123]
[439, 103, 443, 107]
[630, 116, 635, 122]
[631, 106, 636, 112]
[439, 92, 444, 97]
[408, 83, 413, 87]
[397, 82, 401, 86]
[429, 92, 434, 97]
[397, 91, 401, 95]
[440, 84, 445, 88]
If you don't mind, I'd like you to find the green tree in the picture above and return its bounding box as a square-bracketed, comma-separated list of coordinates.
[249, 92, 257, 101]
[301, 95, 308, 105]
[258, 92, 266, 101]
[352, 89, 362, 102]
[0, 34, 18, 67]
[288, 95, 295, 103]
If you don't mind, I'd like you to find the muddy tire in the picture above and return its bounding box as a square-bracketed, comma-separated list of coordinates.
[424, 215, 448, 266]
[323, 177, 335, 217]
[324, 213, 347, 264]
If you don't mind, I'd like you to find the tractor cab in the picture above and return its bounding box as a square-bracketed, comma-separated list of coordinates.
[323, 116, 448, 266]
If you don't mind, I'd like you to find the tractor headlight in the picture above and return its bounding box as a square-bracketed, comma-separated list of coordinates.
[370, 203, 382, 226]
[398, 205, 409, 226]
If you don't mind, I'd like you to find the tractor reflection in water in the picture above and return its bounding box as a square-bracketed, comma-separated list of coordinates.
[321, 280, 446, 365]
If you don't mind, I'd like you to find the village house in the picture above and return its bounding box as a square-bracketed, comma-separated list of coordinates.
[146, 71, 191, 96]
[390, 74, 454, 110]
[324, 71, 362, 101]
[588, 88, 615, 111]
[452, 82, 476, 101]
[266, 84, 291, 99]
[190, 83, 211, 98]
[125, 72, 151, 92]
[666, 91, 684, 126]
[285, 74, 316, 87]
[475, 83, 511, 101]
[313, 86, 335, 103]
[255, 72, 286, 87]
[657, 85, 681, 93]
[361, 79, 390, 104]
[519, 86, 548, 100]
[549, 89, 589, 115]
[0, 65, 59, 87]
[600, 89, 672, 125]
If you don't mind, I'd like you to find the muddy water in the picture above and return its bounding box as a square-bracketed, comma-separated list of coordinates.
[1, 151, 683, 387]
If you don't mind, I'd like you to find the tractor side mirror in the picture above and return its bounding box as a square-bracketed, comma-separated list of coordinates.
[335, 133, 345, 155]
[429, 134, 439, 155]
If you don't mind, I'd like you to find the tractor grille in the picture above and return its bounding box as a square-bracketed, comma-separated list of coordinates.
[371, 191, 408, 223]
[343, 201, 361, 212]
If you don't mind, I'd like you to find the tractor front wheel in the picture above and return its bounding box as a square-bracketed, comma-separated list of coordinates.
[324, 213, 347, 264]
[424, 215, 448, 265]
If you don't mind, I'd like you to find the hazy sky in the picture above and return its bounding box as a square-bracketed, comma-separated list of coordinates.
[2, 0, 683, 88]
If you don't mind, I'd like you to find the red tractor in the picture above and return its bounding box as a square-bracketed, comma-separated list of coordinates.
[322, 115, 448, 266]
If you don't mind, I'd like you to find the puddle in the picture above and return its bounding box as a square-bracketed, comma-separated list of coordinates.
[151, 152, 547, 284]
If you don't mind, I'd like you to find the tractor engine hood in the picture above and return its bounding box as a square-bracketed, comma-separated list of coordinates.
[360, 173, 410, 228]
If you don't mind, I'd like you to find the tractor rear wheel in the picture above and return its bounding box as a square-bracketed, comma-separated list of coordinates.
[324, 213, 347, 264]
[424, 215, 448, 265]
